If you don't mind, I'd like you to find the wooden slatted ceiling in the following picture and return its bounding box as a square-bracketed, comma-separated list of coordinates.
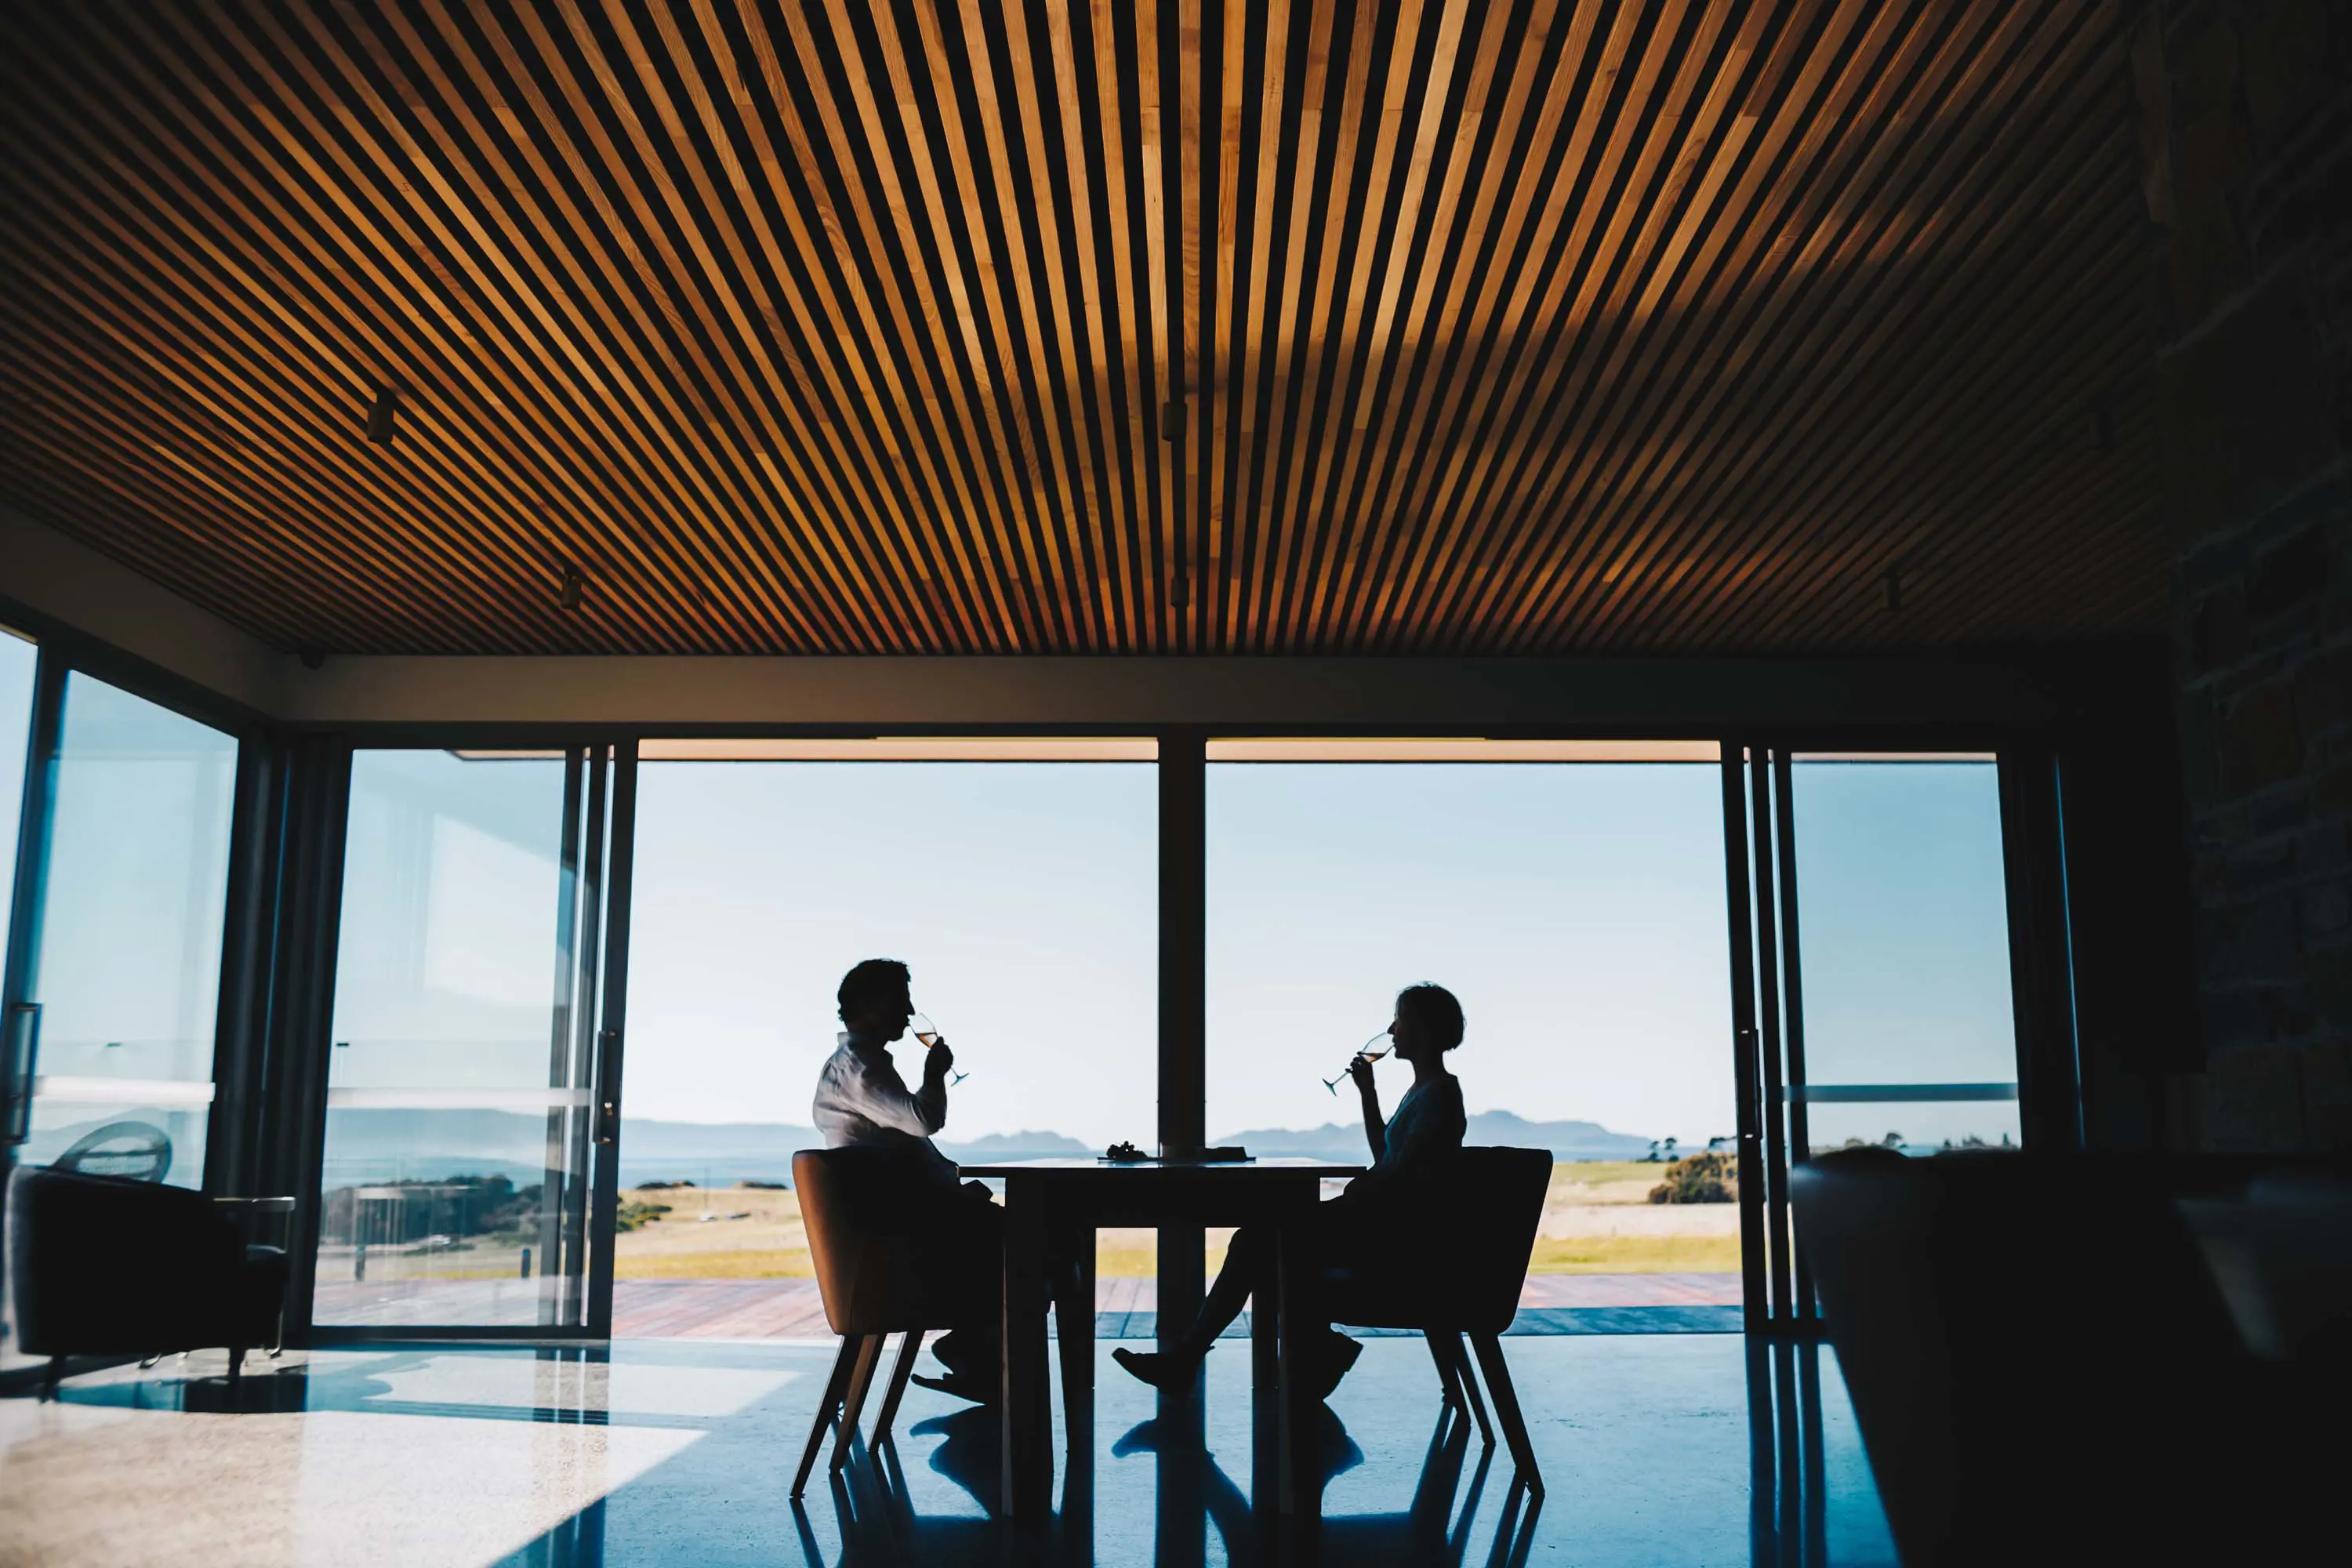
[0, 1, 2158, 657]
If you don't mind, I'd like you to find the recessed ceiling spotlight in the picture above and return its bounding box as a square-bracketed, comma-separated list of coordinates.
[365, 385, 400, 445]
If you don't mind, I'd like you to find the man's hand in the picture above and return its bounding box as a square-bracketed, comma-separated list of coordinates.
[1347, 1054, 1377, 1098]
[924, 1038, 955, 1081]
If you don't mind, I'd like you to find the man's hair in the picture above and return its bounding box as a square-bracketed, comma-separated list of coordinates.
[1396, 982, 1465, 1051]
[838, 958, 912, 1022]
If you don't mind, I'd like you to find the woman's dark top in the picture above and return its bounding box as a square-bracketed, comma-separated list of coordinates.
[1350, 1072, 1466, 1203]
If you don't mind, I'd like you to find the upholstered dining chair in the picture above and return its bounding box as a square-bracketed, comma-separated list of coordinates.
[1321, 1145, 1553, 1497]
[789, 1147, 983, 1496]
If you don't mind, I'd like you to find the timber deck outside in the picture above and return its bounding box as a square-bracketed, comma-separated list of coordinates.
[310, 1272, 1743, 1338]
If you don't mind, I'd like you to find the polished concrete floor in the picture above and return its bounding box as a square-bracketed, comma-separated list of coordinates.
[0, 1335, 1892, 1565]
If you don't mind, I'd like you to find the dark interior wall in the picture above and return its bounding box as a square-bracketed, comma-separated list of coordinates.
[2052, 641, 2201, 1150]
[2136, 0, 2352, 1149]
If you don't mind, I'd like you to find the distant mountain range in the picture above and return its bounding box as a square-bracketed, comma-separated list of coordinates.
[305, 1104, 1653, 1188]
[312, 1109, 1098, 1188]
[1212, 1110, 1652, 1163]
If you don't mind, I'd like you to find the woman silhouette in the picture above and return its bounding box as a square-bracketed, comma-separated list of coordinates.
[1114, 982, 1468, 1399]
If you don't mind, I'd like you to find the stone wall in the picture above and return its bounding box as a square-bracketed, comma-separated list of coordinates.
[2137, 0, 2352, 1148]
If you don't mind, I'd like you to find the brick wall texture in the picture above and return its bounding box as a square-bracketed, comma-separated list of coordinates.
[2139, 0, 2352, 1149]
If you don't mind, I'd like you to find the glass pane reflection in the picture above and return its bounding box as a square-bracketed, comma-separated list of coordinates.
[20, 673, 238, 1189]
[313, 750, 593, 1329]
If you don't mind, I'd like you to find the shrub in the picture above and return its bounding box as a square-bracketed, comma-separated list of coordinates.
[1648, 1151, 1734, 1204]
[615, 1200, 673, 1233]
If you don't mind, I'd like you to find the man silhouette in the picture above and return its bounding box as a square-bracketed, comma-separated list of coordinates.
[811, 957, 1000, 1403]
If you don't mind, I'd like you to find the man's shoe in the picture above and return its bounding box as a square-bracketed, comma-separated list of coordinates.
[909, 1371, 997, 1406]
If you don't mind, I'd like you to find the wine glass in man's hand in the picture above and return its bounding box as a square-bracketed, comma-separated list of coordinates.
[911, 1011, 968, 1084]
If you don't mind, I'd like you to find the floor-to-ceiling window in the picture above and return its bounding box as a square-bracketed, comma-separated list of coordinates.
[1206, 740, 1741, 1326]
[310, 750, 611, 1332]
[13, 673, 238, 1188]
[615, 739, 1157, 1335]
[0, 630, 34, 1006]
[1784, 753, 2023, 1155]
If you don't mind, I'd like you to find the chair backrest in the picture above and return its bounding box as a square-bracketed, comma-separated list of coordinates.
[1443, 1146, 1553, 1332]
[1334, 1145, 1552, 1334]
[790, 1146, 953, 1336]
[5, 1164, 241, 1355]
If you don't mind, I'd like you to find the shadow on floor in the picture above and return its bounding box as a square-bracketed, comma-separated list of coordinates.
[481, 1335, 1867, 1566]
[13, 1335, 1880, 1565]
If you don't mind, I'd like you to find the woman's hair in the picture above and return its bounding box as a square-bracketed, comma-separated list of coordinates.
[838, 957, 912, 1022]
[1396, 982, 1465, 1051]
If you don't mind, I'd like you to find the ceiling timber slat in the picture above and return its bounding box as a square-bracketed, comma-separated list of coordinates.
[0, 0, 2160, 656]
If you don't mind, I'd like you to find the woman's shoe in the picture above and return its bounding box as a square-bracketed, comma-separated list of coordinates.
[1308, 1330, 1362, 1402]
[1112, 1345, 1203, 1394]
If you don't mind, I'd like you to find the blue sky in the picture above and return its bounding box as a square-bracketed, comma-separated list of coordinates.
[6, 655, 2027, 1171]
[620, 757, 2020, 1150]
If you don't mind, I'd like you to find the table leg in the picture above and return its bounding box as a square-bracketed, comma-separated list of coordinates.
[1000, 1181, 1054, 1523]
[1276, 1223, 1323, 1548]
[1057, 1221, 1096, 1444]
[1250, 1284, 1281, 1556]
[1252, 1279, 1279, 1391]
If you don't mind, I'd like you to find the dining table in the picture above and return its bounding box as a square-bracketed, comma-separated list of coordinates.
[964, 1156, 1366, 1529]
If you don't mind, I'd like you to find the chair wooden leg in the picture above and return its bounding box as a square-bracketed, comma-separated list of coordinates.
[1469, 1332, 1542, 1498]
[1440, 1331, 1494, 1447]
[829, 1334, 886, 1473]
[1427, 1330, 1461, 1407]
[871, 1330, 924, 1446]
[793, 1337, 862, 1498]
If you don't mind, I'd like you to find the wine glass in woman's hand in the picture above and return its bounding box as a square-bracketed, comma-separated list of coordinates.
[1323, 1026, 1394, 1094]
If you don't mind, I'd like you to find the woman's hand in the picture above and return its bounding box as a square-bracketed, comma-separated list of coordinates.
[1347, 1053, 1378, 1097]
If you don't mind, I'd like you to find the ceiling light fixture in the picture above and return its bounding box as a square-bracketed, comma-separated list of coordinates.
[559, 564, 584, 611]
[365, 385, 400, 445]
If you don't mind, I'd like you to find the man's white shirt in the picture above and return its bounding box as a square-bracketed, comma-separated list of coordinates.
[811, 1030, 956, 1181]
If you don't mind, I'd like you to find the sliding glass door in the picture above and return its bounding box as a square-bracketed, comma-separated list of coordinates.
[310, 747, 624, 1335]
[1784, 754, 2024, 1156]
[1727, 746, 2035, 1327]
